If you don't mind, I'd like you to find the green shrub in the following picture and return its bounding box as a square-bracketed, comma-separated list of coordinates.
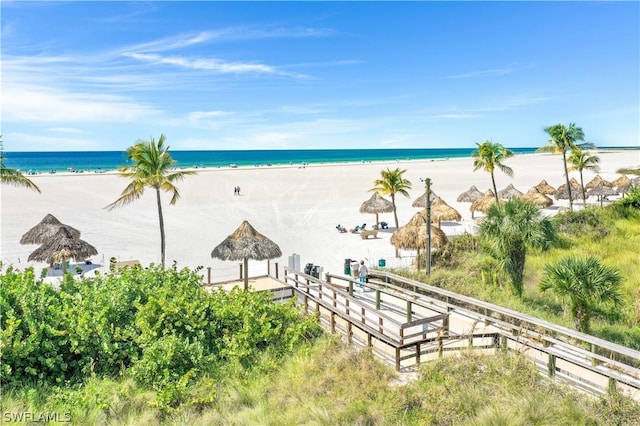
[553, 208, 609, 239]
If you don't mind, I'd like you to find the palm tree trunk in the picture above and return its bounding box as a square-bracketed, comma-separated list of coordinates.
[562, 150, 573, 211]
[490, 172, 499, 203]
[156, 187, 166, 267]
[391, 193, 400, 257]
[579, 170, 586, 207]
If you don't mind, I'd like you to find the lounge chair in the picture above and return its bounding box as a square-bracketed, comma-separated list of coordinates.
[336, 224, 347, 233]
[350, 225, 361, 233]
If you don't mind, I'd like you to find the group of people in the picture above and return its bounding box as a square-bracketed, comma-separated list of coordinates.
[233, 186, 241, 196]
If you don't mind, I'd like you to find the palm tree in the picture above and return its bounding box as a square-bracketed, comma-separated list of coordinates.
[106, 135, 195, 267]
[479, 198, 555, 297]
[538, 123, 585, 211]
[370, 168, 412, 256]
[0, 136, 41, 193]
[540, 256, 622, 333]
[471, 141, 514, 202]
[568, 148, 600, 207]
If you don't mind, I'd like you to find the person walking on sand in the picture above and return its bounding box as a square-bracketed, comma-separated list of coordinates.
[358, 260, 368, 289]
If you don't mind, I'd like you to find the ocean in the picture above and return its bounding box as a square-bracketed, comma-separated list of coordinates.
[3, 148, 540, 174]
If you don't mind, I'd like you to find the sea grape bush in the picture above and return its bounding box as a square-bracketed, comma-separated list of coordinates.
[0, 264, 321, 393]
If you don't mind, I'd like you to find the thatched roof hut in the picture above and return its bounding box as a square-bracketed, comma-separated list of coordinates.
[585, 175, 613, 189]
[522, 188, 553, 208]
[360, 192, 394, 228]
[20, 214, 81, 245]
[430, 197, 462, 225]
[497, 183, 523, 200]
[470, 190, 500, 218]
[587, 183, 618, 207]
[533, 180, 557, 195]
[28, 227, 97, 272]
[457, 185, 484, 203]
[390, 218, 447, 271]
[612, 175, 630, 188]
[211, 220, 282, 289]
[412, 190, 439, 208]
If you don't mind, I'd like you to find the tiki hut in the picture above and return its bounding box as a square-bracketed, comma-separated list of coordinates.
[522, 188, 553, 208]
[20, 214, 81, 245]
[587, 183, 618, 207]
[612, 175, 630, 188]
[390, 213, 447, 271]
[359, 192, 394, 229]
[470, 190, 499, 219]
[533, 179, 557, 195]
[411, 190, 439, 208]
[497, 183, 523, 200]
[430, 197, 462, 226]
[585, 174, 613, 189]
[556, 177, 583, 200]
[457, 185, 484, 203]
[211, 220, 282, 290]
[28, 227, 97, 273]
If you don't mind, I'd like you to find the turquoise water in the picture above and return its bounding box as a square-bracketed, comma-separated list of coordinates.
[3, 148, 541, 174]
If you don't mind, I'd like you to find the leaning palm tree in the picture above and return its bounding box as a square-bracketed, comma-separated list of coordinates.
[0, 137, 41, 193]
[568, 148, 600, 207]
[479, 198, 556, 297]
[106, 135, 195, 267]
[471, 141, 514, 203]
[370, 168, 412, 257]
[538, 123, 585, 211]
[540, 256, 622, 333]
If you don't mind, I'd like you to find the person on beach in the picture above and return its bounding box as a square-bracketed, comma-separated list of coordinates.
[358, 260, 368, 288]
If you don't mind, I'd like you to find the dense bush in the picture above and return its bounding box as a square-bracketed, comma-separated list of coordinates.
[552, 208, 609, 239]
[0, 265, 322, 398]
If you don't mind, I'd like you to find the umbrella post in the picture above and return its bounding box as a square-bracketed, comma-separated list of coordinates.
[244, 257, 249, 290]
[421, 178, 432, 275]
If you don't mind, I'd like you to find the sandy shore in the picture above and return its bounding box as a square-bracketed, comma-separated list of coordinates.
[1, 150, 637, 282]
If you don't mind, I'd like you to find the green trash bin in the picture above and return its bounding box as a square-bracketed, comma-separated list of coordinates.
[378, 259, 386, 267]
[344, 258, 352, 275]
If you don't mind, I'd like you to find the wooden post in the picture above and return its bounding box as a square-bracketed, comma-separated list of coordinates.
[438, 336, 443, 358]
[400, 328, 404, 345]
[348, 281, 353, 297]
[239, 263, 243, 280]
[330, 312, 335, 333]
[275, 262, 279, 279]
[207, 267, 211, 285]
[379, 317, 383, 335]
[443, 315, 449, 337]
[361, 307, 365, 325]
[346, 299, 350, 316]
[295, 273, 299, 288]
[548, 353, 556, 378]
[395, 348, 401, 371]
[303, 294, 308, 314]
[267, 259, 271, 276]
[332, 290, 337, 308]
[367, 333, 372, 347]
[376, 290, 381, 310]
[318, 283, 322, 300]
[416, 343, 421, 364]
[347, 322, 352, 344]
[406, 300, 412, 322]
[500, 335, 507, 352]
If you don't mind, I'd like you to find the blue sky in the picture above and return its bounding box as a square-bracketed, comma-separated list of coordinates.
[2, 1, 638, 151]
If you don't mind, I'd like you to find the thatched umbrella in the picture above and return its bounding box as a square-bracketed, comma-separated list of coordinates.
[430, 197, 462, 226]
[211, 220, 282, 290]
[390, 216, 447, 271]
[470, 190, 500, 219]
[456, 185, 484, 203]
[359, 192, 394, 229]
[612, 175, 630, 188]
[585, 174, 613, 189]
[28, 227, 97, 273]
[587, 182, 618, 207]
[497, 183, 523, 200]
[533, 180, 557, 195]
[20, 214, 81, 245]
[411, 190, 439, 208]
[522, 188, 553, 208]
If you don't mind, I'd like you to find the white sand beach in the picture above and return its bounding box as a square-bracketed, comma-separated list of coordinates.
[1, 150, 637, 283]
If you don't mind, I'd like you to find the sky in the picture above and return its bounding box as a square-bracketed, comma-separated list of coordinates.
[1, 1, 639, 152]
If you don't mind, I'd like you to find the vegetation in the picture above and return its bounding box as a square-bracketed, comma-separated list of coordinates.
[568, 147, 600, 207]
[616, 166, 640, 176]
[371, 167, 412, 256]
[479, 198, 556, 297]
[538, 123, 586, 210]
[471, 140, 514, 202]
[0, 136, 41, 193]
[106, 135, 195, 267]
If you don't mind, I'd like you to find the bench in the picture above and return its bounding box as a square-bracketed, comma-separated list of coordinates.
[360, 229, 378, 239]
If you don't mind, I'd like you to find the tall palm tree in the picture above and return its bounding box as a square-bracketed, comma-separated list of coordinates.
[370, 168, 412, 256]
[540, 256, 622, 333]
[479, 198, 555, 297]
[0, 137, 41, 193]
[538, 123, 585, 211]
[106, 135, 195, 267]
[568, 148, 600, 207]
[471, 141, 514, 202]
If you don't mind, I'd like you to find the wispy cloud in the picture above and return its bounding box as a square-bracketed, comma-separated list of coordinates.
[444, 67, 514, 79]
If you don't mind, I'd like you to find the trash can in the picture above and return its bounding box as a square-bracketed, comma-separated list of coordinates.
[344, 258, 352, 275]
[304, 263, 314, 275]
[378, 258, 386, 268]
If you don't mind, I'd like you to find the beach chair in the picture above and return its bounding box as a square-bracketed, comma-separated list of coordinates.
[336, 224, 347, 233]
[350, 225, 361, 233]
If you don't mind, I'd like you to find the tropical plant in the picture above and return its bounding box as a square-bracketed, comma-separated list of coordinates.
[540, 256, 622, 333]
[568, 148, 600, 207]
[538, 123, 586, 211]
[471, 140, 514, 202]
[0, 136, 41, 193]
[479, 198, 556, 297]
[106, 135, 195, 267]
[370, 168, 412, 257]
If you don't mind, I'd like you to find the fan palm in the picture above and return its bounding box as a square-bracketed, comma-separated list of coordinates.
[568, 148, 600, 207]
[0, 137, 41, 193]
[479, 198, 555, 297]
[106, 135, 195, 267]
[370, 168, 412, 256]
[538, 123, 585, 211]
[471, 141, 514, 203]
[540, 256, 622, 333]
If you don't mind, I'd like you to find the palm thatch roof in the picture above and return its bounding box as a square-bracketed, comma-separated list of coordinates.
[457, 185, 484, 203]
[430, 197, 462, 224]
[20, 214, 81, 244]
[587, 183, 619, 207]
[211, 220, 282, 289]
[360, 192, 394, 227]
[522, 188, 553, 208]
[585, 174, 613, 189]
[533, 179, 557, 195]
[497, 183, 523, 200]
[390, 218, 447, 271]
[556, 177, 582, 195]
[28, 227, 97, 268]
[470, 190, 501, 217]
[611, 175, 630, 188]
[411, 190, 439, 208]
